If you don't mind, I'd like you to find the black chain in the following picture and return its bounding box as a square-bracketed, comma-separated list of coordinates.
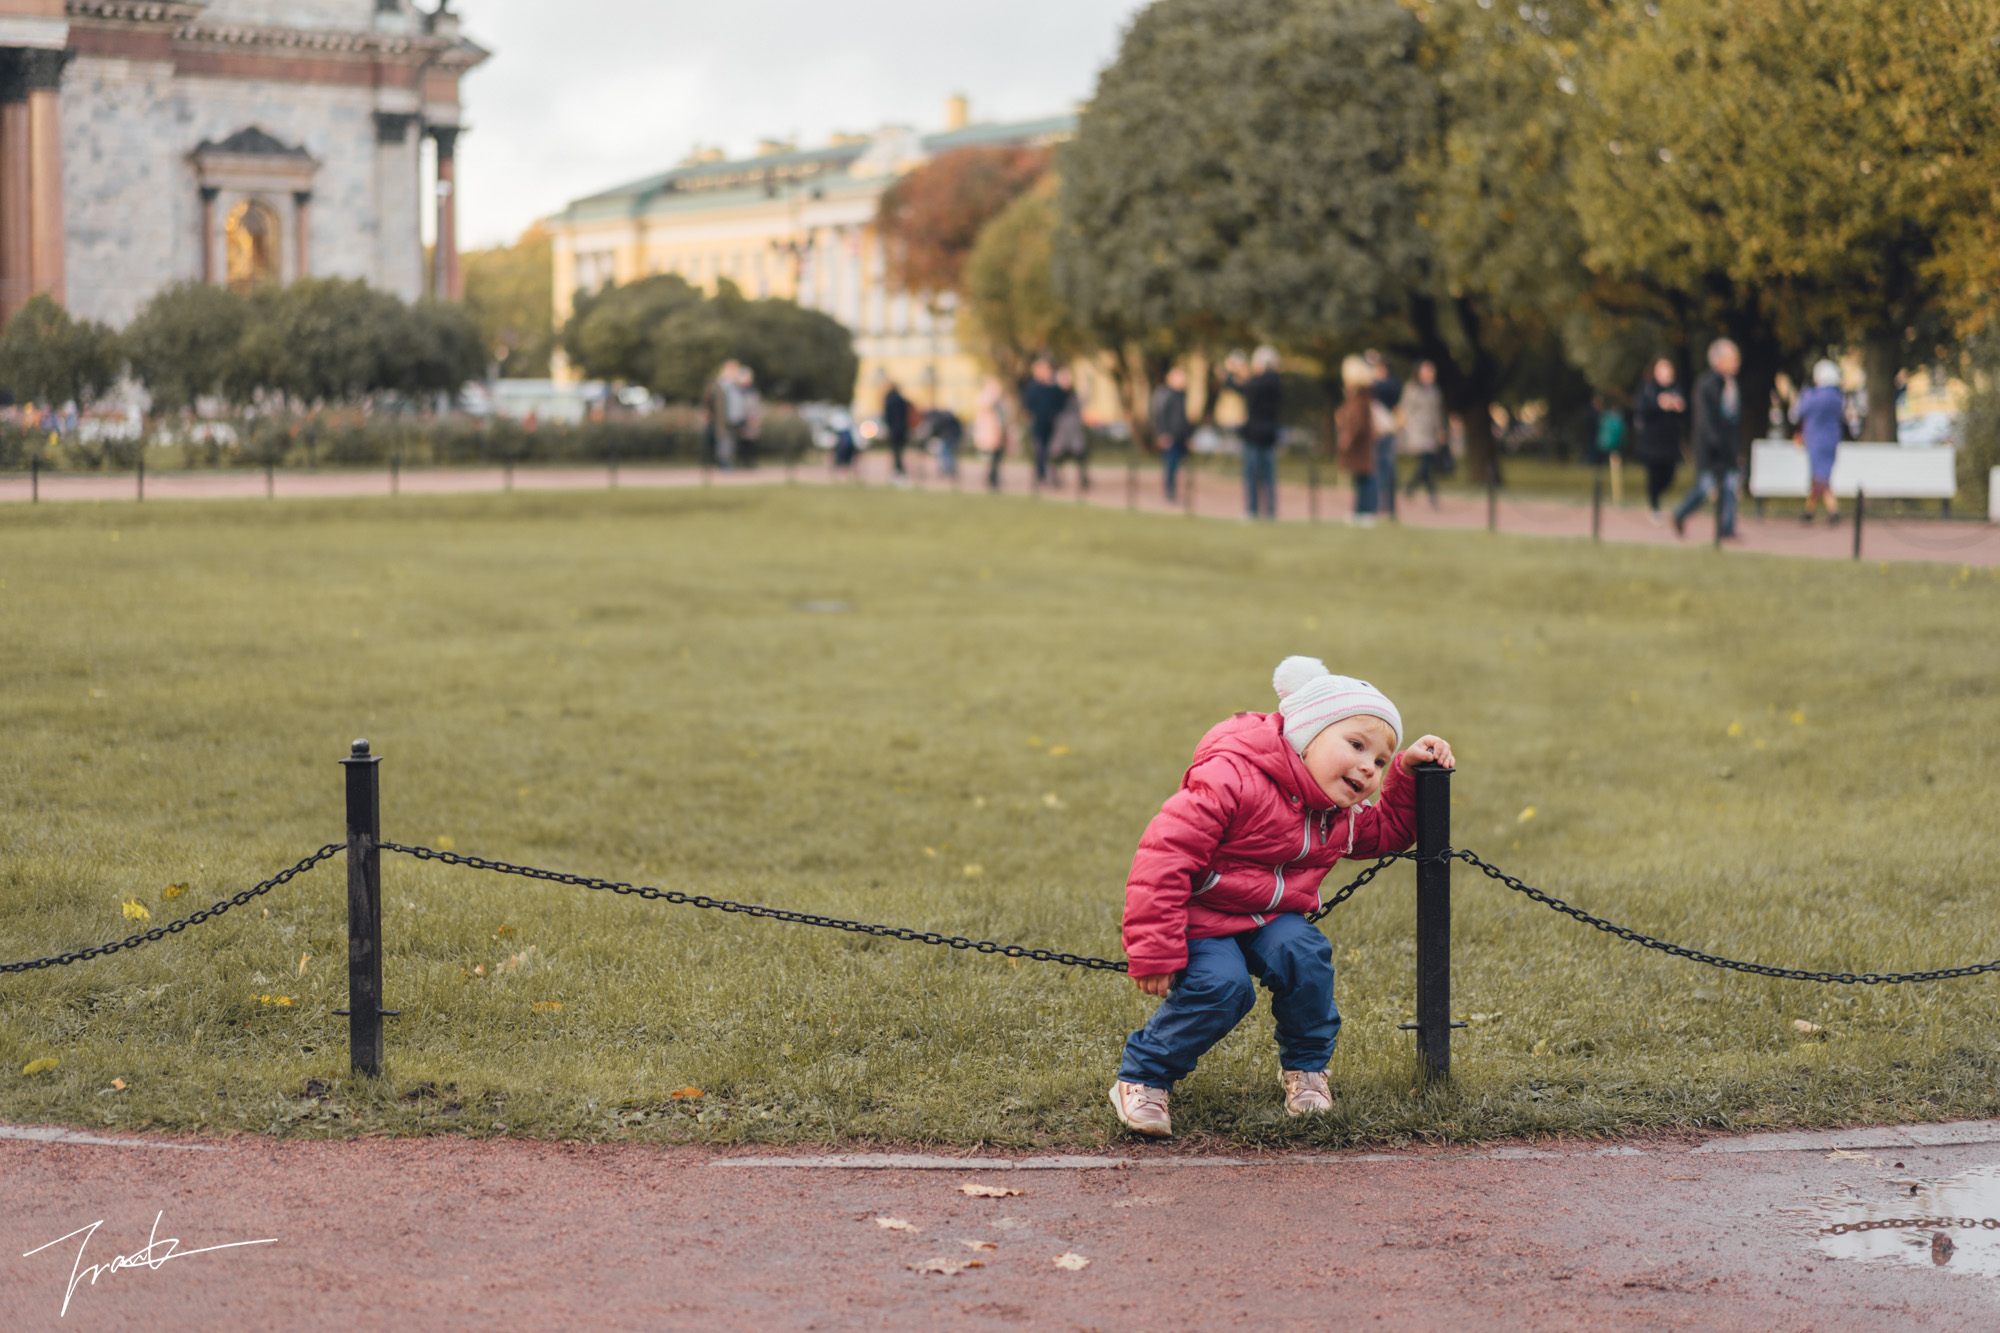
[1308, 855, 1407, 922]
[381, 842, 1399, 972]
[1451, 847, 2000, 985]
[0, 844, 344, 975]
[1822, 1216, 2000, 1235]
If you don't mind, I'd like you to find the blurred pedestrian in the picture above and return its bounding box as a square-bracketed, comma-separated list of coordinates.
[1790, 358, 1845, 522]
[1224, 346, 1283, 519]
[1151, 365, 1193, 503]
[734, 364, 763, 470]
[1020, 358, 1066, 487]
[925, 403, 963, 481]
[973, 375, 1011, 493]
[1048, 367, 1088, 492]
[1592, 394, 1625, 505]
[882, 380, 912, 482]
[1633, 357, 1688, 524]
[1398, 360, 1448, 507]
[828, 408, 859, 479]
[1672, 338, 1744, 539]
[1335, 355, 1378, 523]
[1368, 352, 1402, 518]
[704, 359, 741, 470]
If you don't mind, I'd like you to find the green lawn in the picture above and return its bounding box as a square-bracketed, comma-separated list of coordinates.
[2, 487, 1998, 1148]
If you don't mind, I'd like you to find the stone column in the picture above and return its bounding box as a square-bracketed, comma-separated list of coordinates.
[23, 48, 68, 305]
[371, 110, 420, 301]
[0, 51, 30, 324]
[429, 125, 459, 301]
[199, 186, 218, 284]
[293, 191, 312, 279]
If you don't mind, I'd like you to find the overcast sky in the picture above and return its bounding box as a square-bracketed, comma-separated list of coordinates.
[450, 0, 1149, 249]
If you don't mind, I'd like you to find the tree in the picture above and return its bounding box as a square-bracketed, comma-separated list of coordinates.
[463, 223, 555, 377]
[124, 281, 247, 415]
[0, 293, 121, 410]
[561, 274, 702, 385]
[1570, 0, 1997, 440]
[648, 279, 856, 404]
[392, 300, 488, 401]
[876, 144, 1052, 297]
[962, 181, 1086, 385]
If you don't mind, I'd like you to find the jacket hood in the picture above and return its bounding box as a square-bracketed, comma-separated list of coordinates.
[1190, 711, 1343, 811]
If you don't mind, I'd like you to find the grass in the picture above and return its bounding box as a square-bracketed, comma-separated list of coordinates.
[2, 486, 1998, 1150]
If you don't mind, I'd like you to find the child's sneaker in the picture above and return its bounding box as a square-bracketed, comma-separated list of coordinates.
[1281, 1069, 1332, 1115]
[1109, 1080, 1172, 1137]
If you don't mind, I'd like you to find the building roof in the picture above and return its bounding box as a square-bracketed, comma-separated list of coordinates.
[194, 126, 311, 158]
[554, 111, 1077, 229]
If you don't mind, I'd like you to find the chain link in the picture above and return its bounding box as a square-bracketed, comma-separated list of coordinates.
[1822, 1216, 2000, 1235]
[1450, 847, 2000, 985]
[0, 844, 344, 975]
[381, 842, 1400, 972]
[1308, 855, 1408, 922]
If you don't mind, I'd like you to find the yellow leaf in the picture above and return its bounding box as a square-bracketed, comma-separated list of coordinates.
[923, 847, 938, 857]
[1042, 792, 1064, 810]
[1789, 710, 1806, 726]
[1516, 806, 1536, 824]
[1752, 739, 1767, 751]
[1053, 1252, 1090, 1271]
[668, 1086, 704, 1100]
[1726, 720, 1744, 737]
[121, 899, 150, 920]
[1027, 735, 1043, 748]
[21, 1057, 58, 1075]
[1048, 745, 1071, 756]
[436, 836, 456, 851]
[532, 1001, 563, 1012]
[962, 864, 984, 878]
[298, 952, 311, 976]
[162, 884, 187, 900]
[111, 1077, 126, 1090]
[958, 1183, 1022, 1198]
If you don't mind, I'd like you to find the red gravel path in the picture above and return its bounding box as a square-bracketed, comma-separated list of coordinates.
[2, 453, 1993, 568]
[6, 1123, 1998, 1331]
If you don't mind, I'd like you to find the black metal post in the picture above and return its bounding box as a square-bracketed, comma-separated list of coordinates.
[30, 453, 38, 502]
[1591, 470, 1602, 541]
[390, 453, 400, 496]
[1308, 454, 1320, 523]
[1412, 762, 1454, 1083]
[265, 459, 275, 500]
[503, 460, 514, 493]
[340, 738, 385, 1077]
[1486, 468, 1498, 533]
[1853, 487, 1864, 561]
[1184, 459, 1195, 516]
[1126, 451, 1137, 510]
[136, 453, 144, 503]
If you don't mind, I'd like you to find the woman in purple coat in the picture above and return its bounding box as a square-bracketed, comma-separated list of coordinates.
[1790, 360, 1846, 522]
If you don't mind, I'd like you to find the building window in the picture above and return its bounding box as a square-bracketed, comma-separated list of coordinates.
[225, 199, 282, 292]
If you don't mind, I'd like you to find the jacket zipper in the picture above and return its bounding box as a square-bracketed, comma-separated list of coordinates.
[1269, 810, 1312, 911]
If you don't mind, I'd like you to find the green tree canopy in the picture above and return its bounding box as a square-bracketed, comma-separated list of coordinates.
[562, 274, 703, 385]
[124, 281, 247, 414]
[647, 280, 856, 404]
[0, 293, 121, 410]
[463, 223, 555, 378]
[962, 180, 1084, 384]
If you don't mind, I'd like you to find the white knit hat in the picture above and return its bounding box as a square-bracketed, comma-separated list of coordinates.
[1272, 656, 1403, 756]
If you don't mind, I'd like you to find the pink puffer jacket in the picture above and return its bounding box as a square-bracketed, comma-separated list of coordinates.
[1122, 711, 1416, 977]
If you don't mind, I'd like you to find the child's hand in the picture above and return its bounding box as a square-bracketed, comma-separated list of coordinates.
[1132, 972, 1176, 997]
[1400, 735, 1455, 771]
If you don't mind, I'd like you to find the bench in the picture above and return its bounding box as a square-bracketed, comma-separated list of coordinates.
[1748, 440, 1958, 516]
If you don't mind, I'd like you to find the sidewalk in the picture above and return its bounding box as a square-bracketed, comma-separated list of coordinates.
[6, 1118, 1999, 1330]
[5, 452, 1995, 568]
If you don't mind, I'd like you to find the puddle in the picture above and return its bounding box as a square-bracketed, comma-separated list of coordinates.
[1814, 1161, 2000, 1275]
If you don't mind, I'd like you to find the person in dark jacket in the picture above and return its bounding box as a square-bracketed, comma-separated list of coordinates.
[1632, 357, 1688, 522]
[882, 381, 912, 481]
[1223, 345, 1283, 519]
[1151, 366, 1193, 503]
[1368, 352, 1402, 518]
[1019, 358, 1066, 487]
[1671, 339, 1744, 539]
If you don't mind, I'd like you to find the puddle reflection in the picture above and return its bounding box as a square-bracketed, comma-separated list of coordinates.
[1815, 1162, 2000, 1275]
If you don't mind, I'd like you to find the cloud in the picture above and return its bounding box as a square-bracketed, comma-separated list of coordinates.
[452, 0, 1144, 247]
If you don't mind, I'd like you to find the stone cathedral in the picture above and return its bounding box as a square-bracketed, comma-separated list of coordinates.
[0, 0, 487, 329]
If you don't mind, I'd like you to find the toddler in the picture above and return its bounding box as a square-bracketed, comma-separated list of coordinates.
[1110, 657, 1454, 1137]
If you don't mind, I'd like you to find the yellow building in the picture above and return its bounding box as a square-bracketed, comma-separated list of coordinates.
[546, 100, 1073, 417]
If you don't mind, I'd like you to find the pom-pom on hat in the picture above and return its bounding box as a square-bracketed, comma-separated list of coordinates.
[1272, 656, 1403, 757]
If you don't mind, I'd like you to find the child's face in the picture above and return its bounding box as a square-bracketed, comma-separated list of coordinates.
[1302, 717, 1398, 807]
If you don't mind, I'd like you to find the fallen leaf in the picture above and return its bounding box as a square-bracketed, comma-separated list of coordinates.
[1048, 745, 1071, 756]
[111, 1078, 126, 1090]
[1726, 720, 1744, 737]
[121, 899, 151, 920]
[21, 1057, 58, 1075]
[435, 836, 456, 851]
[875, 1217, 920, 1233]
[958, 1183, 1022, 1198]
[960, 1240, 998, 1251]
[532, 1001, 563, 1012]
[162, 884, 187, 900]
[1516, 806, 1536, 824]
[1793, 1019, 1823, 1034]
[668, 1086, 704, 1100]
[908, 1257, 982, 1275]
[1789, 710, 1806, 726]
[962, 863, 984, 878]
[298, 952, 311, 977]
[1042, 792, 1064, 810]
[1053, 1252, 1090, 1271]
